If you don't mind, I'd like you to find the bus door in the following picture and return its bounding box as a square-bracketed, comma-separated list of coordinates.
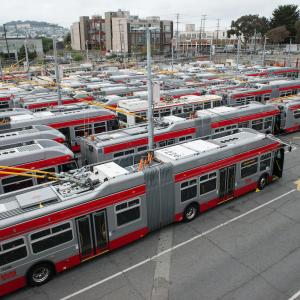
[219, 165, 236, 203]
[75, 210, 109, 261]
[58, 127, 72, 148]
[272, 148, 284, 179]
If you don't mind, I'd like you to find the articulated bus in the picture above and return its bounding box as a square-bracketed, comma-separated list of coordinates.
[0, 104, 118, 152]
[117, 95, 223, 127]
[0, 125, 66, 147]
[81, 102, 280, 165]
[225, 79, 300, 106]
[0, 129, 286, 296]
[18, 95, 94, 112]
[245, 67, 299, 79]
[0, 139, 75, 194]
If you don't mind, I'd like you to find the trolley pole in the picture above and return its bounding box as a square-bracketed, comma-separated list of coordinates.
[236, 37, 240, 72]
[24, 39, 30, 80]
[262, 36, 267, 66]
[146, 27, 154, 151]
[0, 58, 3, 81]
[53, 37, 62, 105]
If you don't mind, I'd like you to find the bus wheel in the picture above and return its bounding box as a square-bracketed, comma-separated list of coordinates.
[184, 203, 198, 222]
[257, 174, 269, 190]
[27, 263, 54, 286]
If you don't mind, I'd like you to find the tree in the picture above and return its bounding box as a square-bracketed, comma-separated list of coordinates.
[18, 45, 37, 60]
[41, 37, 53, 53]
[227, 15, 270, 46]
[72, 53, 83, 61]
[63, 33, 71, 50]
[267, 26, 290, 43]
[270, 5, 300, 40]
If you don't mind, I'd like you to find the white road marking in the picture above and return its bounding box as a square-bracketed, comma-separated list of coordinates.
[151, 228, 173, 300]
[288, 290, 300, 300]
[61, 189, 296, 300]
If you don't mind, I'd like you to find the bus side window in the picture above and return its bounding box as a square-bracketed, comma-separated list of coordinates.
[2, 176, 34, 194]
[58, 161, 77, 173]
[0, 238, 28, 267]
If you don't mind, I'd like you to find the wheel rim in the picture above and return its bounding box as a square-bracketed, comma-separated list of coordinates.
[186, 207, 196, 220]
[32, 267, 50, 283]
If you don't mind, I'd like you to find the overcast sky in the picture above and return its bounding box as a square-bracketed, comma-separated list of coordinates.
[0, 0, 299, 30]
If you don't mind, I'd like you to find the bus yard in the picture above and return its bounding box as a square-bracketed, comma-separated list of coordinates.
[1, 61, 300, 299]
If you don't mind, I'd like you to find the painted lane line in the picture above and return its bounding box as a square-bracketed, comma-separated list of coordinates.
[61, 189, 296, 300]
[288, 290, 300, 300]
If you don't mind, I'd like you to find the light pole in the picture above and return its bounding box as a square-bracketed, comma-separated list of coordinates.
[236, 37, 241, 72]
[53, 36, 62, 105]
[24, 38, 30, 79]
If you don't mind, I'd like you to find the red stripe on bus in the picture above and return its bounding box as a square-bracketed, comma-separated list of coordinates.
[289, 104, 300, 111]
[55, 254, 81, 273]
[273, 69, 298, 74]
[284, 125, 300, 133]
[0, 155, 73, 178]
[175, 142, 281, 182]
[232, 89, 272, 99]
[26, 97, 94, 109]
[0, 185, 146, 241]
[211, 110, 279, 128]
[49, 115, 116, 129]
[104, 128, 197, 154]
[109, 227, 149, 250]
[278, 85, 300, 91]
[53, 137, 66, 143]
[0, 276, 26, 297]
[0, 97, 11, 101]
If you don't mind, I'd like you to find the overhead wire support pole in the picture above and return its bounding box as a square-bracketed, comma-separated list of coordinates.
[53, 36, 62, 105]
[24, 38, 30, 79]
[216, 19, 220, 47]
[236, 37, 240, 72]
[262, 36, 267, 66]
[146, 27, 154, 151]
[176, 14, 179, 59]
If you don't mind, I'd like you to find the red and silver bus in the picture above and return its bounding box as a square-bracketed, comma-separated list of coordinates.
[117, 95, 223, 127]
[225, 79, 300, 106]
[245, 67, 299, 79]
[0, 139, 76, 194]
[81, 102, 280, 165]
[0, 125, 66, 147]
[18, 95, 94, 112]
[0, 128, 286, 296]
[0, 104, 118, 152]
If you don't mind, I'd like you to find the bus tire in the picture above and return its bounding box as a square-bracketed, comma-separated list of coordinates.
[257, 174, 269, 190]
[183, 203, 199, 222]
[27, 262, 54, 287]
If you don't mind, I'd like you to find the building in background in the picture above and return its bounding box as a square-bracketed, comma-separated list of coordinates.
[70, 10, 173, 56]
[110, 15, 173, 56]
[70, 16, 106, 51]
[0, 38, 43, 57]
[105, 10, 130, 52]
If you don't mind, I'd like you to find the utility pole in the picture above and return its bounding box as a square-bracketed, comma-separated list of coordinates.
[24, 39, 30, 79]
[53, 36, 62, 105]
[176, 13, 179, 59]
[85, 40, 89, 61]
[202, 15, 207, 53]
[262, 36, 267, 66]
[171, 39, 174, 73]
[146, 27, 154, 151]
[236, 37, 240, 72]
[199, 18, 203, 54]
[288, 37, 292, 67]
[253, 28, 257, 53]
[216, 19, 220, 47]
[209, 37, 213, 62]
[0, 58, 3, 81]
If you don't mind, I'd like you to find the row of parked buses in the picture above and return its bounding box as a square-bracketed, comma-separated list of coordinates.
[0, 128, 287, 296]
[244, 67, 299, 79]
[0, 96, 299, 195]
[0, 104, 119, 153]
[81, 99, 300, 166]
